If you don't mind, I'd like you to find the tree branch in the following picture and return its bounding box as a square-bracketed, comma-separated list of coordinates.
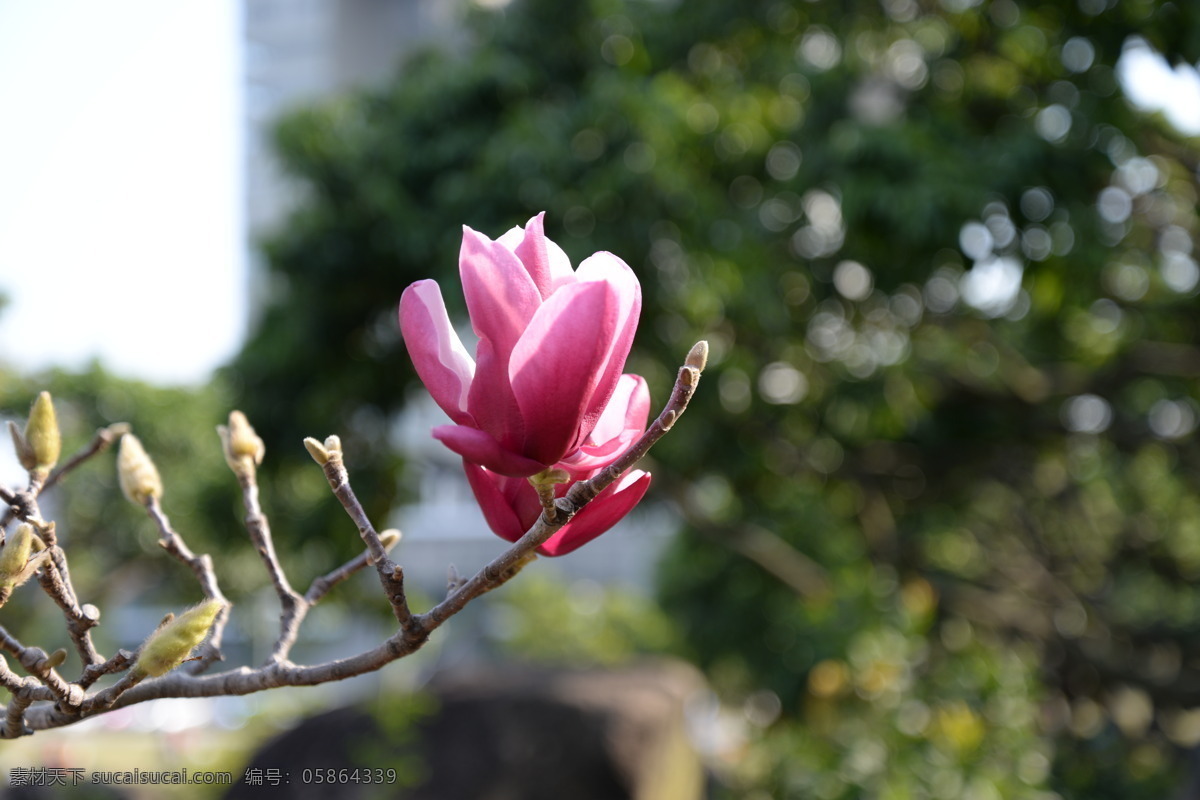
[1, 342, 707, 738]
[0, 423, 129, 530]
[142, 495, 229, 670]
[317, 449, 419, 639]
[305, 534, 401, 606]
[40, 423, 130, 497]
[4, 494, 104, 667]
[230, 466, 306, 665]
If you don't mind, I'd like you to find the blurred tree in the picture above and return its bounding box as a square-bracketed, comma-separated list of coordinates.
[225, 0, 1200, 795]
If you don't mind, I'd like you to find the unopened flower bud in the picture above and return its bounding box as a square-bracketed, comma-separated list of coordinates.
[0, 524, 51, 605]
[218, 410, 265, 475]
[118, 434, 163, 505]
[303, 437, 330, 465]
[44, 648, 68, 670]
[0, 524, 34, 581]
[686, 340, 709, 372]
[379, 529, 402, 550]
[134, 599, 223, 678]
[24, 392, 62, 477]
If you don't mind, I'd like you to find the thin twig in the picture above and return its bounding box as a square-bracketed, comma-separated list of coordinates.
[0, 649, 64, 739]
[40, 423, 130, 497]
[319, 455, 419, 637]
[0, 625, 27, 659]
[142, 495, 229, 670]
[78, 649, 134, 691]
[266, 536, 403, 664]
[80, 670, 148, 714]
[3, 688, 35, 739]
[240, 472, 301, 608]
[6, 492, 104, 666]
[32, 559, 102, 666]
[0, 656, 34, 694]
[305, 541, 396, 606]
[232, 467, 304, 665]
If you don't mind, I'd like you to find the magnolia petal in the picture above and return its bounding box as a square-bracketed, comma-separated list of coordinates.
[432, 424, 546, 477]
[560, 375, 650, 471]
[511, 213, 576, 299]
[585, 374, 650, 446]
[459, 225, 542, 357]
[543, 236, 575, 293]
[463, 462, 527, 543]
[496, 225, 525, 251]
[465, 336, 525, 451]
[538, 471, 652, 556]
[398, 280, 476, 426]
[509, 281, 618, 465]
[568, 252, 642, 447]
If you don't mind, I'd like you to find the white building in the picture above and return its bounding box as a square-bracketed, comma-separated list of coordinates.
[243, 0, 459, 236]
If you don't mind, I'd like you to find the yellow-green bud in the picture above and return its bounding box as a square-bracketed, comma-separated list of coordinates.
[218, 410, 265, 474]
[0, 522, 33, 578]
[44, 648, 68, 670]
[134, 599, 223, 678]
[117, 434, 163, 505]
[24, 392, 61, 477]
[0, 524, 34, 582]
[379, 529, 402, 550]
[303, 437, 330, 465]
[0, 524, 50, 606]
[686, 340, 710, 372]
[304, 435, 343, 465]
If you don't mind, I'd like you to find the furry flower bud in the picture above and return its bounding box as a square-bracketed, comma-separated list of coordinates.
[303, 437, 330, 465]
[0, 524, 50, 606]
[25, 392, 62, 476]
[9, 392, 61, 478]
[0, 524, 34, 583]
[134, 599, 223, 677]
[218, 410, 265, 475]
[117, 434, 163, 505]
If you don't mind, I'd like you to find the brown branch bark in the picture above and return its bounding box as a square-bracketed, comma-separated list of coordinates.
[231, 466, 306, 665]
[1, 342, 707, 738]
[3, 491, 104, 667]
[40, 423, 130, 496]
[318, 452, 419, 639]
[142, 495, 229, 670]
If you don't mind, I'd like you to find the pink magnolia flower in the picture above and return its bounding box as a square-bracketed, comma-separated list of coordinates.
[464, 375, 653, 556]
[399, 213, 642, 478]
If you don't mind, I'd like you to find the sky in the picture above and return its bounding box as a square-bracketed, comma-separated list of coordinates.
[0, 3, 1197, 387]
[1119, 37, 1200, 134]
[0, 0, 243, 386]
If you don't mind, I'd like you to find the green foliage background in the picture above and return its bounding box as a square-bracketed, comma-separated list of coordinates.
[4, 0, 1200, 795]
